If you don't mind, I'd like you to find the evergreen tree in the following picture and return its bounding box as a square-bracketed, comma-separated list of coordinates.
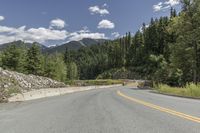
[26, 44, 43, 75]
[169, 0, 200, 84]
[64, 47, 72, 64]
[170, 7, 177, 18]
[67, 62, 78, 80]
[44, 54, 67, 82]
[1, 45, 26, 72]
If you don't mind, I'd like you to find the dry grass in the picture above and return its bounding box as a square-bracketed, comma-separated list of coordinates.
[154, 83, 200, 98]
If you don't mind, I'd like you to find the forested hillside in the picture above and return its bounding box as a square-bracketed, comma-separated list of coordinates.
[0, 0, 199, 87]
[45, 38, 106, 53]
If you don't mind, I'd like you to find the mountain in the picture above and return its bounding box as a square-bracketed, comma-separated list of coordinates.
[45, 38, 107, 54]
[0, 38, 107, 54]
[0, 40, 47, 51]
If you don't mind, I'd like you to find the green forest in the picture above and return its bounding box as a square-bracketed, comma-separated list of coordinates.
[0, 0, 199, 87]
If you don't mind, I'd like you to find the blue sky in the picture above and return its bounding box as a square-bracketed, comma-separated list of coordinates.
[0, 0, 181, 46]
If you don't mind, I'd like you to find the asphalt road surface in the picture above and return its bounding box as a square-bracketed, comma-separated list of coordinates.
[0, 86, 200, 133]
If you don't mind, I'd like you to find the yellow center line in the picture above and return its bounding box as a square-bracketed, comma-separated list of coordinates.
[117, 90, 200, 123]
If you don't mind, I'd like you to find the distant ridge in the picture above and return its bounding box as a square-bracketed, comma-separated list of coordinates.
[45, 38, 107, 53]
[0, 38, 107, 54]
[0, 40, 47, 51]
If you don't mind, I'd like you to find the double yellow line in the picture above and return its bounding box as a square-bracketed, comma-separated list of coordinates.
[117, 90, 200, 123]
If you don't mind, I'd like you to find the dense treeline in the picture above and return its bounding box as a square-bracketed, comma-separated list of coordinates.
[0, 44, 78, 82]
[0, 0, 199, 86]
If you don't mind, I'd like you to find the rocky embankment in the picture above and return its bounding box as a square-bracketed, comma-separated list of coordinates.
[0, 68, 66, 102]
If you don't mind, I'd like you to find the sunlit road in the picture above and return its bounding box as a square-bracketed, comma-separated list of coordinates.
[0, 86, 200, 133]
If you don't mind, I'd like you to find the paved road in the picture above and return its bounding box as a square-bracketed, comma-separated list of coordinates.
[0, 86, 200, 133]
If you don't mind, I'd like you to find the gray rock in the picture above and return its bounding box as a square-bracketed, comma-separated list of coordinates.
[0, 67, 66, 102]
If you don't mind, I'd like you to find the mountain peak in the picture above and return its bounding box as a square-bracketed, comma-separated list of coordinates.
[0, 40, 47, 51]
[46, 38, 107, 54]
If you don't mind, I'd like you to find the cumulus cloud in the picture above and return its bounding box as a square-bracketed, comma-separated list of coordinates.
[0, 17, 69, 44]
[111, 32, 120, 38]
[25, 28, 67, 42]
[68, 27, 107, 41]
[153, 0, 180, 12]
[0, 16, 5, 21]
[0, 25, 68, 44]
[89, 5, 109, 16]
[68, 32, 106, 41]
[165, 0, 180, 6]
[98, 19, 115, 29]
[0, 18, 107, 45]
[153, 2, 164, 12]
[0, 35, 16, 44]
[50, 18, 66, 29]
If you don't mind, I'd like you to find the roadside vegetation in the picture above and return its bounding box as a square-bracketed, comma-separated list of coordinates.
[66, 80, 124, 86]
[154, 83, 200, 98]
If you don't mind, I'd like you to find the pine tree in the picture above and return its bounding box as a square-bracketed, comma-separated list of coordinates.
[1, 45, 26, 72]
[64, 47, 72, 64]
[67, 62, 78, 80]
[127, 32, 132, 49]
[26, 44, 43, 75]
[170, 7, 177, 18]
[169, 0, 200, 84]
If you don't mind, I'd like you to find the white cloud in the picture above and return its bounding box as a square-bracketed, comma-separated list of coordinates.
[98, 19, 115, 29]
[153, 0, 180, 12]
[165, 0, 180, 6]
[0, 18, 108, 45]
[89, 5, 109, 16]
[0, 25, 16, 33]
[0, 25, 68, 44]
[50, 18, 66, 29]
[0, 35, 16, 44]
[68, 32, 106, 41]
[111, 32, 120, 38]
[0, 16, 5, 21]
[68, 27, 107, 41]
[153, 2, 163, 12]
[25, 28, 67, 42]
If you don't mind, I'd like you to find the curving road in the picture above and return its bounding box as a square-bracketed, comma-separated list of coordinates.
[0, 86, 200, 133]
